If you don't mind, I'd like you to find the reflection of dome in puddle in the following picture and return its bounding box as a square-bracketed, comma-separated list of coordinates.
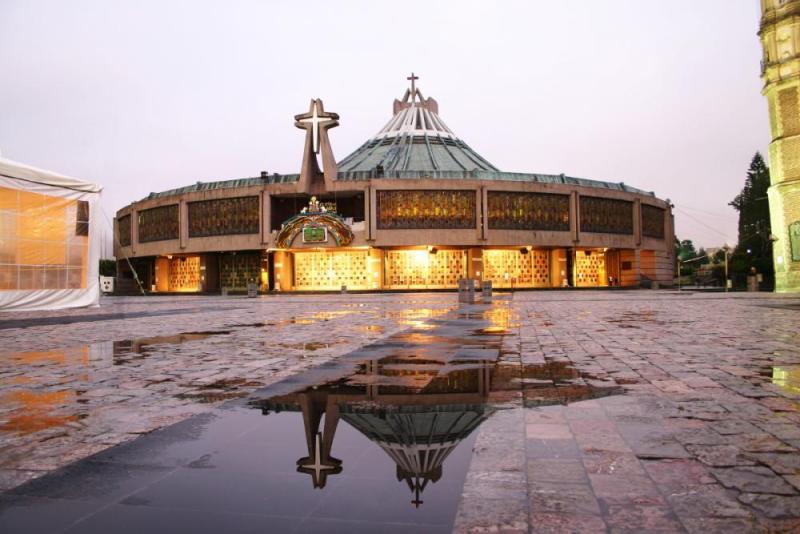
[340, 404, 489, 507]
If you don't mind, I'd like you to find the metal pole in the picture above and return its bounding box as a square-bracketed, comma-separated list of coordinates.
[724, 250, 729, 292]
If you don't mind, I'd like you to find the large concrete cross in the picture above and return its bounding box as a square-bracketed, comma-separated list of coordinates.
[296, 100, 338, 154]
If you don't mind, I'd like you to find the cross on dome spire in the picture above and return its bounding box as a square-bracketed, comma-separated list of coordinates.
[407, 72, 419, 98]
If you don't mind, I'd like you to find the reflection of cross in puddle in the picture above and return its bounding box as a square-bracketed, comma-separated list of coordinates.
[295, 391, 342, 488]
[297, 431, 342, 488]
[262, 357, 494, 503]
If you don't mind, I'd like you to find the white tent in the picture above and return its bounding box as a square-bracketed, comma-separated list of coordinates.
[0, 157, 103, 312]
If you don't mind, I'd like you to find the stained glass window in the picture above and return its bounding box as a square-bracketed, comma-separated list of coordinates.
[377, 190, 475, 230]
[641, 204, 666, 239]
[188, 196, 259, 238]
[487, 192, 569, 231]
[579, 196, 633, 235]
[117, 215, 131, 247]
[138, 204, 179, 243]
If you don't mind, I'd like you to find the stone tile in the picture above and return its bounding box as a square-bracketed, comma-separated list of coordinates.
[745, 452, 800, 474]
[526, 424, 573, 440]
[528, 512, 607, 533]
[711, 466, 797, 495]
[685, 445, 757, 467]
[583, 451, 645, 476]
[666, 485, 752, 519]
[528, 481, 601, 515]
[604, 505, 685, 533]
[589, 474, 665, 506]
[738, 493, 800, 519]
[642, 459, 716, 493]
[462, 470, 527, 501]
[709, 420, 761, 435]
[526, 439, 582, 460]
[680, 517, 762, 534]
[453, 497, 528, 533]
[527, 459, 588, 484]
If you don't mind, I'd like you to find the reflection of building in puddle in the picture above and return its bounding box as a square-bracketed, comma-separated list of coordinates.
[0, 390, 81, 434]
[255, 356, 492, 506]
[772, 366, 800, 394]
[481, 304, 519, 332]
[385, 307, 452, 330]
[112, 331, 227, 363]
[0, 346, 91, 435]
[491, 359, 621, 407]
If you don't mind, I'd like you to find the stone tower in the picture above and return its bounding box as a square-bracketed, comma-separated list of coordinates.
[760, 0, 800, 292]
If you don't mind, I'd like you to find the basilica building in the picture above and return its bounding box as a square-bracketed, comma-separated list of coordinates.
[114, 76, 675, 292]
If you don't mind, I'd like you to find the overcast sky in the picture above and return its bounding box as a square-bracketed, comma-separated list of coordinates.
[0, 0, 769, 249]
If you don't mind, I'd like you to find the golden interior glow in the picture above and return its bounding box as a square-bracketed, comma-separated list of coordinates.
[773, 367, 800, 394]
[482, 249, 549, 288]
[384, 248, 466, 289]
[0, 187, 88, 291]
[293, 249, 370, 290]
[574, 250, 608, 287]
[168, 256, 202, 292]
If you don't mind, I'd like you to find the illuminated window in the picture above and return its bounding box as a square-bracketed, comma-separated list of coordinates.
[0, 187, 88, 291]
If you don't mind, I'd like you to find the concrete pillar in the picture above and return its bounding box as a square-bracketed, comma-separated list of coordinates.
[261, 191, 271, 245]
[131, 209, 138, 255]
[570, 192, 579, 243]
[179, 200, 188, 250]
[480, 186, 488, 241]
[369, 186, 377, 242]
[468, 247, 483, 280]
[365, 185, 374, 242]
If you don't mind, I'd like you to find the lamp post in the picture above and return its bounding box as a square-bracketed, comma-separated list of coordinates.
[722, 244, 731, 292]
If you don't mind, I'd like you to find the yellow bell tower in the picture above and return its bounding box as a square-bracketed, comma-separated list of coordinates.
[760, 0, 800, 292]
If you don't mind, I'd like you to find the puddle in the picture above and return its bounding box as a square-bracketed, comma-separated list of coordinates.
[250, 353, 495, 508]
[0, 330, 233, 435]
[0, 299, 630, 531]
[112, 331, 230, 363]
[770, 366, 800, 394]
[278, 341, 343, 352]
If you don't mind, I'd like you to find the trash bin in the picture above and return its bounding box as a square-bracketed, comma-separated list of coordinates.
[481, 280, 492, 297]
[247, 283, 258, 298]
[747, 275, 759, 292]
[458, 278, 476, 303]
[99, 276, 114, 294]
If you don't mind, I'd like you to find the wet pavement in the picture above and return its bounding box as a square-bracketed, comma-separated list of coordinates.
[1, 290, 800, 532]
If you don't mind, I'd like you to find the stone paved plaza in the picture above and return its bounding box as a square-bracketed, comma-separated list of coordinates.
[1, 290, 800, 533]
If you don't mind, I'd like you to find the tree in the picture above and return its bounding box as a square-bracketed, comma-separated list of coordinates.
[676, 239, 698, 262]
[99, 259, 117, 277]
[729, 152, 774, 287]
[730, 153, 772, 257]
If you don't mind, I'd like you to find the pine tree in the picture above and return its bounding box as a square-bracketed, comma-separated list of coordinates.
[729, 152, 773, 277]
